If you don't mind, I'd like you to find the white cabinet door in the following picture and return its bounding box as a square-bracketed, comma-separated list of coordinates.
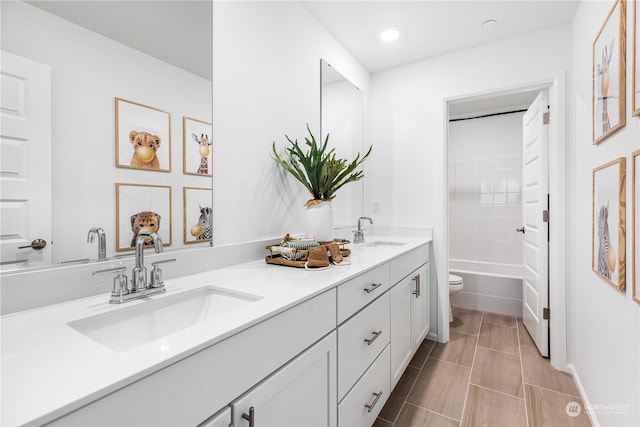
[199, 406, 231, 427]
[232, 332, 337, 427]
[410, 263, 430, 349]
[390, 274, 412, 389]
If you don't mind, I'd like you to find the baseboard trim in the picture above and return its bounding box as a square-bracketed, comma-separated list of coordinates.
[567, 363, 600, 427]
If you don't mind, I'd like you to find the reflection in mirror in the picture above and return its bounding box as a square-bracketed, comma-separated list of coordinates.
[0, 1, 212, 271]
[320, 59, 365, 227]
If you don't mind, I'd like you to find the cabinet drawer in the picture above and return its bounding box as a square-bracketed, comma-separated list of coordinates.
[389, 244, 429, 284]
[338, 345, 391, 427]
[337, 293, 390, 400]
[48, 289, 337, 427]
[337, 263, 389, 324]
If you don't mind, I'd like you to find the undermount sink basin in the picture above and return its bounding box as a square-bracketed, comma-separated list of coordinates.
[68, 286, 262, 352]
[362, 240, 408, 247]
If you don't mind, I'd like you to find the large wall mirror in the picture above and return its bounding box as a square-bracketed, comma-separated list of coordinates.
[320, 59, 365, 227]
[1, 1, 212, 271]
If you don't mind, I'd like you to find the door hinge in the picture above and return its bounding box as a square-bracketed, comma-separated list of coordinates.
[543, 210, 550, 222]
[543, 307, 550, 320]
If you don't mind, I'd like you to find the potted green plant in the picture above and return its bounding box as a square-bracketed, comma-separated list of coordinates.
[272, 124, 372, 242]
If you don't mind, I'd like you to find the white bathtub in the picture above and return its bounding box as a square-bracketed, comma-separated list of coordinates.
[449, 259, 523, 317]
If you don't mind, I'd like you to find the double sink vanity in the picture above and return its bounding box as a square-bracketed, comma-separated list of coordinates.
[1, 236, 431, 426]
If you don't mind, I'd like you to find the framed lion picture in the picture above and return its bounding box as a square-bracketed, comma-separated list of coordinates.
[116, 183, 172, 251]
[115, 98, 172, 172]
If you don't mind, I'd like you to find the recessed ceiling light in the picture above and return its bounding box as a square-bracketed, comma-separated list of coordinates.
[380, 28, 400, 42]
[481, 19, 497, 29]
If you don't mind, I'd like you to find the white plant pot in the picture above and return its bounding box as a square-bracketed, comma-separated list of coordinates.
[305, 200, 333, 242]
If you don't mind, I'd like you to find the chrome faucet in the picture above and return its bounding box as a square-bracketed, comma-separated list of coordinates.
[354, 217, 373, 244]
[132, 231, 163, 291]
[92, 231, 173, 304]
[87, 227, 107, 260]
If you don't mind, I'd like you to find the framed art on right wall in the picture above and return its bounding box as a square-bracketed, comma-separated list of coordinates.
[592, 157, 626, 292]
[634, 0, 640, 116]
[593, 0, 626, 143]
[633, 151, 640, 304]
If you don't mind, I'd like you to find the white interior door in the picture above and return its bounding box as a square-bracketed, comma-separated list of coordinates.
[522, 90, 550, 357]
[1, 51, 52, 268]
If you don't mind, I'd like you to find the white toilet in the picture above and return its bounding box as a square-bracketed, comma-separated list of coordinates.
[449, 274, 464, 322]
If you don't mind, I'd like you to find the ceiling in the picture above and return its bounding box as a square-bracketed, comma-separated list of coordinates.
[303, 1, 579, 73]
[27, 0, 212, 80]
[29, 1, 579, 115]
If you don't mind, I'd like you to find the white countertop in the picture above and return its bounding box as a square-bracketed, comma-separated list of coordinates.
[1, 236, 429, 426]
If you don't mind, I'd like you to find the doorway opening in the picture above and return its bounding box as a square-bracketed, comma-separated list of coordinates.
[444, 81, 565, 367]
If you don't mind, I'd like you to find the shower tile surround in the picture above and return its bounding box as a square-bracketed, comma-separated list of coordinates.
[374, 308, 591, 427]
[449, 156, 523, 265]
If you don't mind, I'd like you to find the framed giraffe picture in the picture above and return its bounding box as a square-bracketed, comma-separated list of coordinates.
[592, 157, 626, 292]
[632, 151, 640, 304]
[183, 186, 213, 244]
[592, 0, 626, 144]
[183, 116, 212, 177]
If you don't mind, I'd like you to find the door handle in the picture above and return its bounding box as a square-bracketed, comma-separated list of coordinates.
[18, 239, 47, 250]
[515, 227, 525, 234]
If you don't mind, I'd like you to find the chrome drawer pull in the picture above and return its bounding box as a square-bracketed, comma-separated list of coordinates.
[364, 330, 382, 345]
[365, 391, 383, 412]
[363, 282, 383, 293]
[412, 274, 421, 298]
[241, 406, 255, 427]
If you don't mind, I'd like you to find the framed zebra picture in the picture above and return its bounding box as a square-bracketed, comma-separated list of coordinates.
[592, 0, 626, 144]
[632, 151, 640, 304]
[592, 157, 626, 291]
[183, 187, 213, 244]
[183, 117, 213, 177]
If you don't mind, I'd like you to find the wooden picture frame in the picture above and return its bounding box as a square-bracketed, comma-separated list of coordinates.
[592, 157, 626, 291]
[634, 0, 640, 116]
[115, 183, 172, 251]
[183, 116, 212, 177]
[115, 97, 172, 172]
[632, 151, 640, 304]
[593, 0, 626, 144]
[183, 187, 213, 244]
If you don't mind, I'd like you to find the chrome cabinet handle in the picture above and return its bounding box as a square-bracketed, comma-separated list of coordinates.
[18, 239, 47, 250]
[365, 391, 383, 413]
[364, 330, 382, 345]
[363, 282, 383, 293]
[412, 274, 421, 298]
[241, 407, 254, 427]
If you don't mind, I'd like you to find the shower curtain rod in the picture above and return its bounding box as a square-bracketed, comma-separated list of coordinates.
[449, 108, 527, 122]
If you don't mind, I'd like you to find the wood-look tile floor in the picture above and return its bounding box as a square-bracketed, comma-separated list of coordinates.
[374, 308, 592, 427]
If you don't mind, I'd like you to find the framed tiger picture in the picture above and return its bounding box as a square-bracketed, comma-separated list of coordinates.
[592, 157, 626, 291]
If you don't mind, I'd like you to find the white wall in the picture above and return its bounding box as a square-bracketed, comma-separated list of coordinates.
[569, 2, 640, 426]
[370, 24, 572, 343]
[2, 1, 212, 263]
[211, 1, 370, 244]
